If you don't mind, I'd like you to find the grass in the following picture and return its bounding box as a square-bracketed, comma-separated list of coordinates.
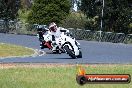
[0, 43, 35, 57]
[0, 64, 131, 88]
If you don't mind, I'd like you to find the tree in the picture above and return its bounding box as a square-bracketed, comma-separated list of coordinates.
[70, 0, 78, 11]
[0, 0, 20, 32]
[27, 0, 71, 25]
[78, 0, 102, 31]
[104, 0, 132, 33]
[60, 12, 87, 29]
[79, 0, 132, 33]
[0, 0, 20, 20]
[20, 0, 32, 9]
[17, 0, 32, 23]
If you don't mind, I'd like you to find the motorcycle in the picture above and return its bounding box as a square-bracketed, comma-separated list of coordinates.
[57, 31, 82, 59]
[37, 27, 82, 59]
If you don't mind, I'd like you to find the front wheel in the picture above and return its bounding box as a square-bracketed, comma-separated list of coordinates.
[77, 50, 82, 58]
[63, 45, 76, 59]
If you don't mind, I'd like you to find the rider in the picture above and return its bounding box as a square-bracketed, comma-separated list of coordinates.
[43, 22, 69, 53]
[48, 22, 69, 52]
[48, 22, 61, 52]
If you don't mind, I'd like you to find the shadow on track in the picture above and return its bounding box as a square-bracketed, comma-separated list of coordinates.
[49, 57, 76, 59]
[45, 51, 78, 59]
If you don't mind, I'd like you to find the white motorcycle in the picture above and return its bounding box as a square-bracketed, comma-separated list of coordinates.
[37, 27, 82, 59]
[56, 30, 82, 59]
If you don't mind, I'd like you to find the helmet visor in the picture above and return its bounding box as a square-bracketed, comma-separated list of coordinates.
[50, 26, 57, 32]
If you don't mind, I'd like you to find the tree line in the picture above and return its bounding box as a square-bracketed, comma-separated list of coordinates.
[0, 0, 131, 34]
[78, 0, 132, 34]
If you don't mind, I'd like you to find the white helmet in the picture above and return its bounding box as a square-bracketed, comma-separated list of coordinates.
[49, 22, 57, 32]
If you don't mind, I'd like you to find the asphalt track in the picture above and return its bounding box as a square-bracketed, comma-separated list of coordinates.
[0, 33, 132, 64]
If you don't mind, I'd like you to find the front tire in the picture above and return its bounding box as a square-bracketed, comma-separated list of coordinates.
[63, 45, 76, 59]
[77, 50, 82, 58]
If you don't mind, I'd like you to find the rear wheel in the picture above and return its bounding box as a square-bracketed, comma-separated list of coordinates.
[40, 43, 44, 49]
[63, 45, 76, 59]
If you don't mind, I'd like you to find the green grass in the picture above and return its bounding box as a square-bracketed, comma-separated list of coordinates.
[0, 43, 35, 57]
[0, 64, 131, 88]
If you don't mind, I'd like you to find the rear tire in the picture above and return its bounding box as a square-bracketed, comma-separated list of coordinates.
[63, 45, 76, 59]
[40, 44, 44, 49]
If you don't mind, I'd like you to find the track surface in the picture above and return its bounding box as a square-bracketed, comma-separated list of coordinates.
[0, 33, 132, 64]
